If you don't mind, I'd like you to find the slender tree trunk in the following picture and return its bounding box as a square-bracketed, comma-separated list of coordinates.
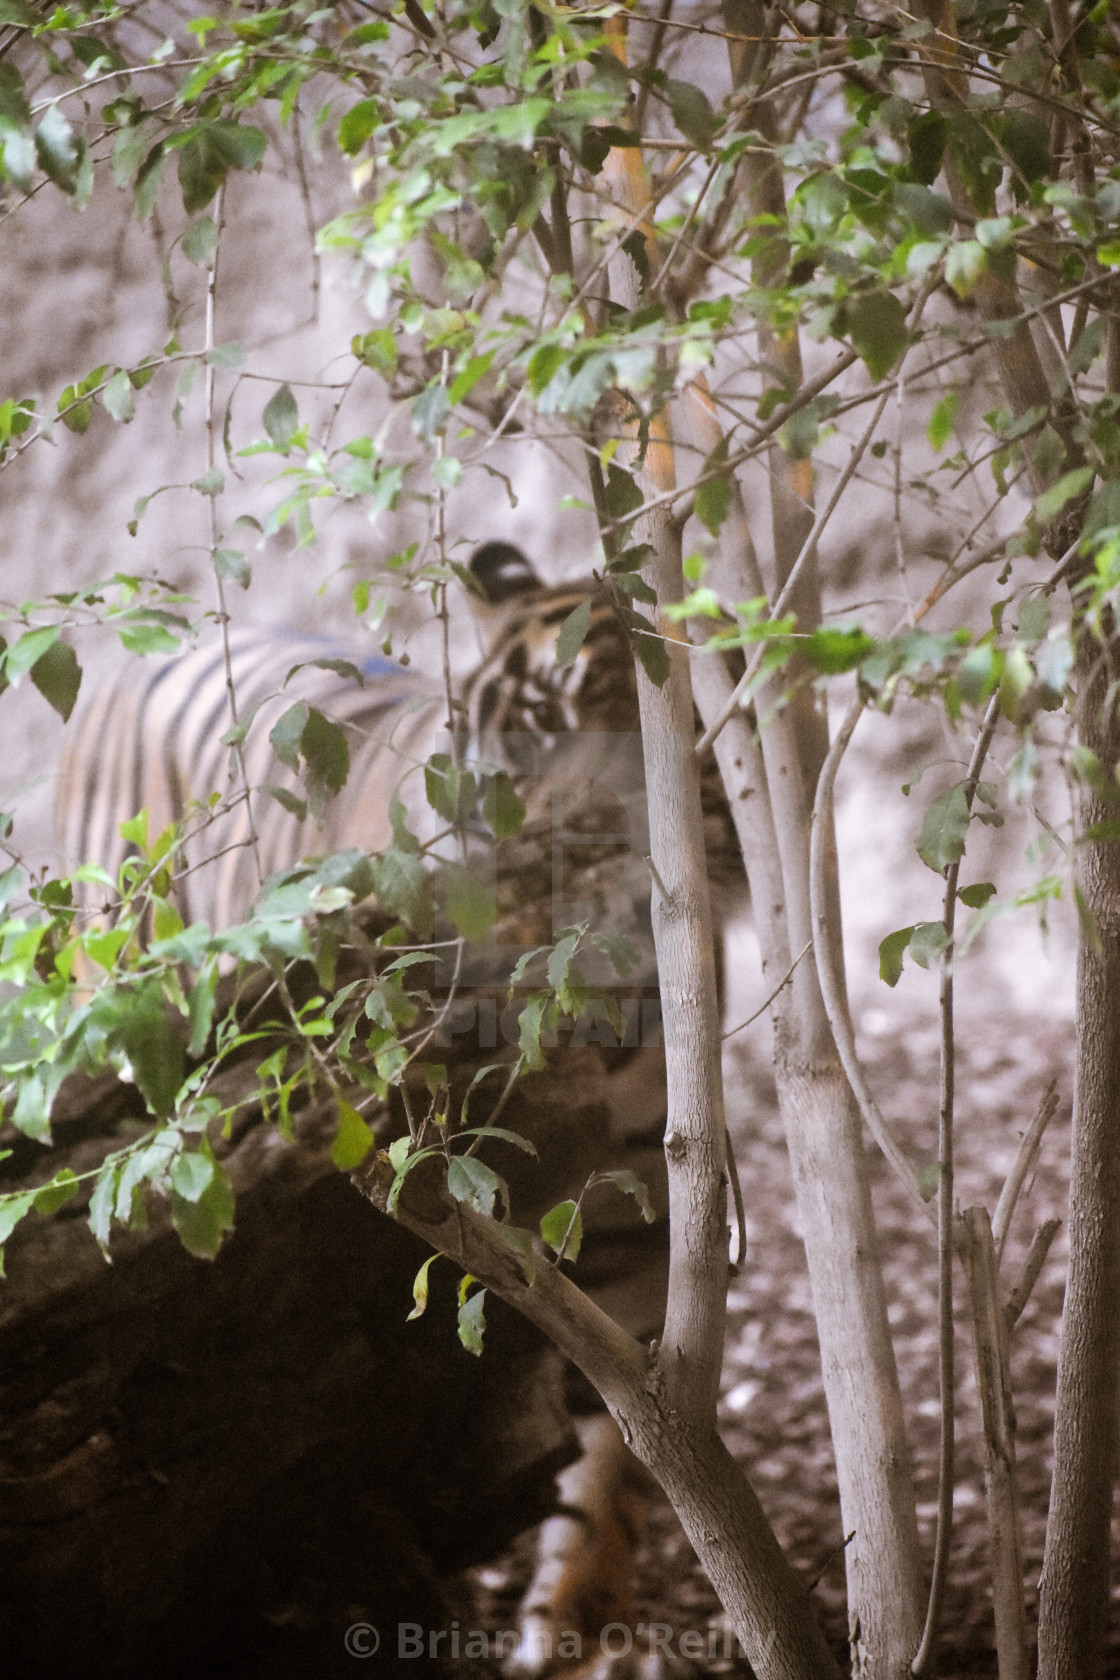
[679, 389, 925, 1677]
[1037, 631, 1120, 1680]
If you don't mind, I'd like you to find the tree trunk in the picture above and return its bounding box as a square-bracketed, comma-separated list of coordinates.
[680, 389, 925, 1677]
[1037, 631, 1120, 1679]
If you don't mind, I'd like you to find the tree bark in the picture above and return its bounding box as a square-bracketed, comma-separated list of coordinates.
[679, 390, 925, 1679]
[1037, 631, 1120, 1680]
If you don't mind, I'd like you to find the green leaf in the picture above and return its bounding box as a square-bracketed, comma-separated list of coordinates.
[516, 994, 550, 1070]
[879, 925, 916, 987]
[916, 782, 970, 874]
[191, 467, 224, 497]
[959, 881, 996, 909]
[182, 215, 218, 265]
[118, 621, 183, 657]
[35, 104, 82, 193]
[30, 638, 81, 721]
[447, 1154, 505, 1217]
[214, 548, 251, 588]
[88, 1158, 120, 1253]
[171, 1157, 235, 1259]
[591, 931, 639, 977]
[269, 701, 309, 772]
[457, 1285, 487, 1355]
[598, 1168, 655, 1222]
[612, 571, 657, 604]
[7, 625, 59, 678]
[449, 351, 495, 406]
[431, 455, 461, 490]
[425, 753, 475, 824]
[481, 771, 525, 839]
[353, 329, 397, 378]
[206, 341, 246, 371]
[907, 110, 947, 184]
[917, 1162, 941, 1203]
[331, 1097, 374, 1170]
[541, 1199, 582, 1261]
[171, 1148, 216, 1204]
[338, 98, 380, 156]
[302, 708, 350, 820]
[102, 369, 135, 423]
[187, 961, 218, 1056]
[908, 920, 949, 969]
[443, 861, 497, 941]
[604, 463, 643, 521]
[407, 1253, 439, 1320]
[263, 383, 300, 448]
[134, 143, 166, 219]
[630, 612, 670, 687]
[998, 108, 1050, 188]
[801, 626, 875, 674]
[667, 79, 719, 147]
[264, 784, 307, 819]
[1035, 467, 1093, 526]
[547, 927, 582, 998]
[927, 391, 958, 452]
[556, 598, 592, 668]
[371, 846, 432, 936]
[945, 240, 987, 300]
[695, 436, 732, 537]
[12, 1070, 51, 1141]
[846, 290, 908, 381]
[34, 1169, 79, 1215]
[0, 1192, 37, 1252]
[176, 121, 267, 213]
[412, 381, 451, 442]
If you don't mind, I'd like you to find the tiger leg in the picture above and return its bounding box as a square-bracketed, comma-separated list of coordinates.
[506, 1413, 651, 1678]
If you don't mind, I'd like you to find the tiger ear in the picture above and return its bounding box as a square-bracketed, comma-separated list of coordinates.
[468, 542, 539, 603]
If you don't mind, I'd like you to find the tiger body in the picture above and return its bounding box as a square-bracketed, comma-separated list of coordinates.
[57, 628, 450, 931]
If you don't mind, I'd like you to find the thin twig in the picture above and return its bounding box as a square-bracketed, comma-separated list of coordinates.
[204, 189, 263, 892]
[992, 1080, 1060, 1265]
[912, 691, 1002, 1676]
[721, 941, 811, 1040]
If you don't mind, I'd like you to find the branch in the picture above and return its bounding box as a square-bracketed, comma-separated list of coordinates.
[1004, 1218, 1062, 1330]
[992, 1080, 1060, 1265]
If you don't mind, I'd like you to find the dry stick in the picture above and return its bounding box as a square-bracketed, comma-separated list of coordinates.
[912, 691, 1002, 1677]
[721, 940, 812, 1041]
[992, 1080, 1060, 1265]
[961, 1205, 1032, 1680]
[1005, 1218, 1062, 1330]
